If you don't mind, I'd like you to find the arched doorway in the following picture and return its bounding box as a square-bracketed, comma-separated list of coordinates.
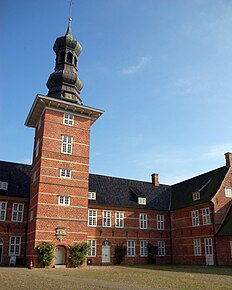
[0, 238, 3, 264]
[102, 240, 111, 264]
[55, 246, 66, 265]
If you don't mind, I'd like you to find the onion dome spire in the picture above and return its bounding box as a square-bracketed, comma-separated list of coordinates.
[46, 18, 83, 104]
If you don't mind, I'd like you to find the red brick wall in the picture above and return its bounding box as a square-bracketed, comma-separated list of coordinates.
[0, 197, 28, 265]
[216, 236, 232, 265]
[27, 108, 91, 266]
[171, 203, 215, 265]
[87, 207, 171, 265]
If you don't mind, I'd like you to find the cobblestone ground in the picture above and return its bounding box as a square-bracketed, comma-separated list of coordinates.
[0, 266, 232, 290]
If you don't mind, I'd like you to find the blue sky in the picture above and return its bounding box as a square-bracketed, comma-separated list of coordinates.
[1, 0, 232, 185]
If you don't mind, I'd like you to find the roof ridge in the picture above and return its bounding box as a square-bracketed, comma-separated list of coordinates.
[171, 166, 227, 187]
[0, 160, 32, 167]
[89, 172, 170, 186]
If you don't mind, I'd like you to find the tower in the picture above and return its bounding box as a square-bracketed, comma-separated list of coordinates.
[25, 19, 104, 266]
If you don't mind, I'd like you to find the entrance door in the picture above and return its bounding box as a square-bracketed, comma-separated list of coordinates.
[102, 246, 111, 263]
[204, 238, 214, 265]
[55, 246, 65, 265]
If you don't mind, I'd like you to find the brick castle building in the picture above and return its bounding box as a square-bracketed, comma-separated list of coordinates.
[0, 20, 232, 267]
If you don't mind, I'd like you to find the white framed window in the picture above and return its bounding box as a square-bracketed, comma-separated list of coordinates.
[58, 196, 70, 206]
[193, 191, 200, 201]
[88, 209, 97, 226]
[30, 210, 33, 221]
[225, 187, 232, 198]
[60, 168, 71, 178]
[127, 240, 136, 257]
[139, 213, 147, 229]
[138, 197, 146, 205]
[102, 211, 111, 227]
[140, 240, 148, 257]
[12, 203, 24, 222]
[0, 202, 7, 221]
[230, 241, 232, 258]
[157, 214, 164, 230]
[61, 135, 73, 154]
[157, 241, 165, 256]
[35, 139, 40, 158]
[191, 210, 199, 227]
[202, 208, 211, 225]
[0, 181, 8, 190]
[88, 191, 96, 200]
[63, 113, 74, 126]
[9, 236, 21, 256]
[193, 239, 201, 256]
[87, 240, 96, 257]
[115, 211, 124, 228]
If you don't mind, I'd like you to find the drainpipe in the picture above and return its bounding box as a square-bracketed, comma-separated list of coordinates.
[210, 201, 218, 266]
[169, 210, 173, 264]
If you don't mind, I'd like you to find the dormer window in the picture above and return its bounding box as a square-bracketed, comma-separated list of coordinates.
[0, 181, 8, 191]
[88, 191, 96, 200]
[225, 187, 232, 198]
[193, 191, 200, 201]
[138, 197, 146, 205]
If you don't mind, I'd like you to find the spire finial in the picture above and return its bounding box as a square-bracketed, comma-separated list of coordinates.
[66, 0, 73, 35]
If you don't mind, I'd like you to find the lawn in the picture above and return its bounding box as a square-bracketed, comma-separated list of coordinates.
[0, 265, 232, 290]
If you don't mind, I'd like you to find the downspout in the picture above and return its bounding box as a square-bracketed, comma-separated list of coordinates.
[168, 210, 173, 264]
[210, 201, 218, 266]
[24, 198, 30, 266]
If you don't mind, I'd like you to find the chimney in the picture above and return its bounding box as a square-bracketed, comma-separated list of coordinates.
[151, 173, 159, 187]
[225, 152, 232, 168]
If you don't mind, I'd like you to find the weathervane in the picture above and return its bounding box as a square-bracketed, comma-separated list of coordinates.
[68, 0, 73, 21]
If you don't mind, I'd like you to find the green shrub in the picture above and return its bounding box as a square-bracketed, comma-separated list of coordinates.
[34, 242, 54, 267]
[114, 244, 127, 265]
[69, 242, 89, 267]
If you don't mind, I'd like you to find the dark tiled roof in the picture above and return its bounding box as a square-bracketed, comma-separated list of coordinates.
[217, 205, 232, 236]
[171, 166, 228, 210]
[89, 174, 171, 211]
[0, 161, 31, 198]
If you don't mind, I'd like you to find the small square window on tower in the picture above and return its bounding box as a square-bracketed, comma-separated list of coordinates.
[225, 187, 232, 198]
[58, 195, 70, 206]
[60, 168, 71, 178]
[63, 113, 74, 126]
